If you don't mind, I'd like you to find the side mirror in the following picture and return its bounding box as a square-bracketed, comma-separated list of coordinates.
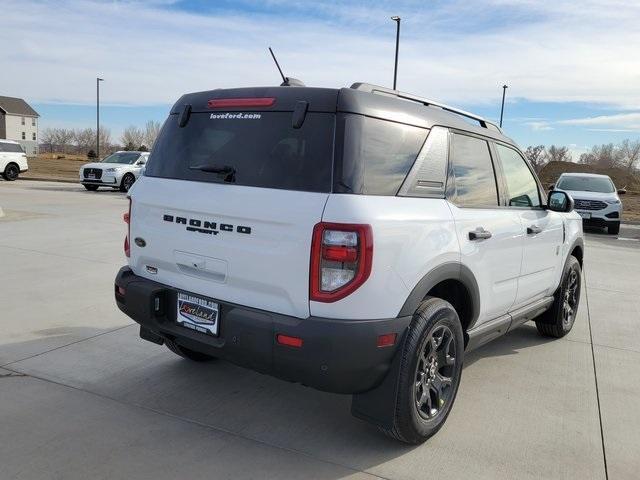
[617, 188, 626, 195]
[547, 190, 574, 213]
[548, 184, 555, 190]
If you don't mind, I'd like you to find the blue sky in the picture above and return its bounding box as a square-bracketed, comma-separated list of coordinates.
[3, 0, 640, 158]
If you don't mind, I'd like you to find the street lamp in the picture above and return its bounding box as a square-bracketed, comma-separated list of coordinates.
[96, 77, 104, 159]
[391, 16, 401, 90]
[499, 84, 508, 128]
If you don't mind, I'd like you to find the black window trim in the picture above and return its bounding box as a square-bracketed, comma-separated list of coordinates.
[445, 128, 504, 210]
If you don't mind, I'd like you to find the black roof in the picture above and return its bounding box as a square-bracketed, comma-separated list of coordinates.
[169, 83, 515, 146]
[0, 96, 39, 117]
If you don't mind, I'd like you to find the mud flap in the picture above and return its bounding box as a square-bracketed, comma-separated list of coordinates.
[350, 331, 407, 430]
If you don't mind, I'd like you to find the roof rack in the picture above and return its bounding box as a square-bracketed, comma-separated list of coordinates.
[350, 83, 502, 133]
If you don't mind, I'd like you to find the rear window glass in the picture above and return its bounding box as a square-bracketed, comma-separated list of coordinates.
[145, 112, 334, 193]
[335, 114, 428, 195]
[0, 142, 24, 153]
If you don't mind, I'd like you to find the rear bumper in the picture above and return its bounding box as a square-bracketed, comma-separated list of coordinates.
[114, 267, 411, 394]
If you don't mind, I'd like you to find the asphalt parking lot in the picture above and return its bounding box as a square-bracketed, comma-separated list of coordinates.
[1, 180, 639, 480]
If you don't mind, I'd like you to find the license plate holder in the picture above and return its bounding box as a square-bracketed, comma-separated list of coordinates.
[579, 212, 591, 219]
[87, 174, 95, 179]
[176, 292, 219, 336]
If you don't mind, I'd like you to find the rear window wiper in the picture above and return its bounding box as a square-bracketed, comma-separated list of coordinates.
[189, 164, 236, 182]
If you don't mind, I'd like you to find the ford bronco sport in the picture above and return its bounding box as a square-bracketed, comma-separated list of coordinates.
[114, 83, 584, 444]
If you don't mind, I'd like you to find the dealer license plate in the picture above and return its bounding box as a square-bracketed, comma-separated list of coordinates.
[176, 292, 219, 336]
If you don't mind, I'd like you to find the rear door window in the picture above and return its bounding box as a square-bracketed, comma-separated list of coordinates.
[448, 134, 499, 207]
[145, 112, 334, 193]
[336, 115, 428, 195]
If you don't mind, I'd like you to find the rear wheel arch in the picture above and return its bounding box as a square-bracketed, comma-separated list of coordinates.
[399, 263, 480, 332]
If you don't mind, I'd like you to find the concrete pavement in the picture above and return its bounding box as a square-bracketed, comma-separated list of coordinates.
[1, 180, 638, 479]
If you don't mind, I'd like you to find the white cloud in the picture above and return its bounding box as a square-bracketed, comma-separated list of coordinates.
[526, 121, 553, 131]
[559, 113, 640, 130]
[2, 0, 640, 111]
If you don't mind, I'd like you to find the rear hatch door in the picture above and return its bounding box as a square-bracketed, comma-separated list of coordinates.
[129, 88, 337, 318]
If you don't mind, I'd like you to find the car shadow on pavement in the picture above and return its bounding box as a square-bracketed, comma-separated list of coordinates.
[2, 319, 564, 474]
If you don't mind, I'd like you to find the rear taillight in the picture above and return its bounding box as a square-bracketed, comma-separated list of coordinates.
[124, 197, 131, 258]
[310, 222, 373, 302]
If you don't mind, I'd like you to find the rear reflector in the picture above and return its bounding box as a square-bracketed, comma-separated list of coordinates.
[208, 97, 276, 108]
[276, 334, 303, 348]
[377, 333, 397, 348]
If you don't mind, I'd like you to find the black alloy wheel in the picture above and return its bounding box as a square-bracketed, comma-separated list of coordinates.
[414, 325, 457, 420]
[3, 164, 19, 181]
[121, 173, 135, 192]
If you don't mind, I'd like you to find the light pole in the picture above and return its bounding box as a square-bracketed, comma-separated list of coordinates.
[391, 16, 401, 90]
[499, 84, 508, 128]
[96, 77, 104, 159]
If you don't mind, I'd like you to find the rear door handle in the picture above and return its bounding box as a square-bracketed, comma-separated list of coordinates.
[527, 225, 543, 235]
[468, 227, 492, 241]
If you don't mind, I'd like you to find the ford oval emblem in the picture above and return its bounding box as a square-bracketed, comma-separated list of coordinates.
[134, 237, 146, 247]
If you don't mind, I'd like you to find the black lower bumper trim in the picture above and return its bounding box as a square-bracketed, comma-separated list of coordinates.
[114, 267, 411, 394]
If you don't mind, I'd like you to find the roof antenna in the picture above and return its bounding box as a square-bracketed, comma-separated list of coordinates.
[268, 47, 305, 87]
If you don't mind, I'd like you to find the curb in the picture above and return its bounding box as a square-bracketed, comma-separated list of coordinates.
[20, 177, 77, 184]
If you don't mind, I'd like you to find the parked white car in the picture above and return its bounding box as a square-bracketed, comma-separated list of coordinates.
[79, 151, 149, 192]
[0, 139, 28, 181]
[553, 172, 624, 234]
[114, 83, 584, 444]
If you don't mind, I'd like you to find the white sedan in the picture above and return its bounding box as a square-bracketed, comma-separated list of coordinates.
[79, 151, 149, 192]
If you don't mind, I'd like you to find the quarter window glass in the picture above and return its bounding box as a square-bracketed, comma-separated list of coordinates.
[449, 134, 498, 207]
[495, 144, 540, 207]
[337, 115, 428, 195]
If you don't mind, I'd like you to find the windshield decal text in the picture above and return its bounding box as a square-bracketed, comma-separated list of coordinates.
[209, 113, 261, 120]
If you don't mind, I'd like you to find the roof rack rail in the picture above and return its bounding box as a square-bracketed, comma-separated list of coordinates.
[350, 83, 502, 133]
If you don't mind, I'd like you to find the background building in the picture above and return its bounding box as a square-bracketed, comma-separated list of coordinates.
[0, 96, 39, 156]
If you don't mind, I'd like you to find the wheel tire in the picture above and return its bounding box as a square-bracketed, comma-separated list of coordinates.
[83, 184, 99, 191]
[535, 256, 581, 338]
[3, 163, 20, 181]
[165, 338, 216, 362]
[380, 297, 464, 444]
[120, 173, 135, 192]
[608, 222, 620, 235]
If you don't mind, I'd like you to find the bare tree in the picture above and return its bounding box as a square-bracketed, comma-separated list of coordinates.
[40, 128, 56, 153]
[618, 139, 640, 172]
[546, 145, 572, 163]
[524, 145, 548, 172]
[73, 128, 95, 154]
[579, 143, 620, 168]
[99, 127, 113, 156]
[143, 120, 161, 150]
[121, 126, 145, 150]
[52, 128, 74, 154]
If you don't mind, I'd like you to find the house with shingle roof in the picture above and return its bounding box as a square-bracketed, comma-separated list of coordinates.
[0, 96, 40, 156]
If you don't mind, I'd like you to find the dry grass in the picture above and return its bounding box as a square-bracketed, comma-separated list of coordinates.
[23, 154, 89, 182]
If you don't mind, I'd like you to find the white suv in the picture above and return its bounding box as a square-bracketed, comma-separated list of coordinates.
[114, 83, 584, 444]
[0, 139, 29, 181]
[553, 172, 624, 234]
[79, 151, 149, 192]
